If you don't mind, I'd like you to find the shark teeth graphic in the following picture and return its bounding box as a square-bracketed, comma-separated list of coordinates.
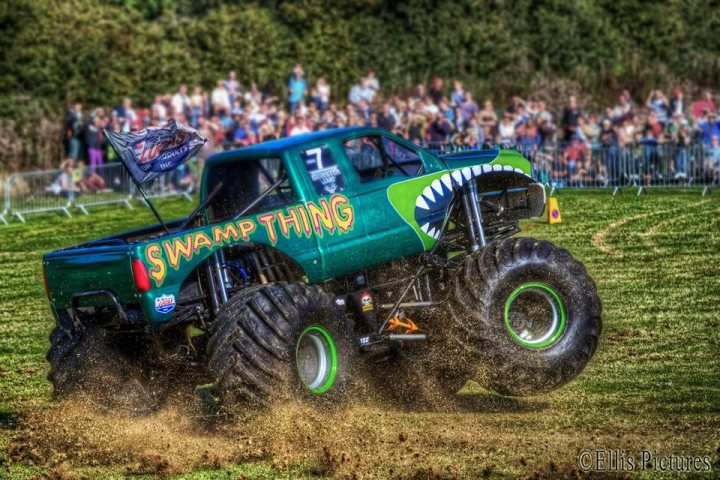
[422, 186, 435, 203]
[413, 163, 531, 240]
[416, 196, 429, 210]
[431, 179, 443, 196]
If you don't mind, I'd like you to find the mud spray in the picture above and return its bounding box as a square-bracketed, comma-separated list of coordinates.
[7, 373, 501, 479]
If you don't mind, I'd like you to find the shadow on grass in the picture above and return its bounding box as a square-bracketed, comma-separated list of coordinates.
[0, 411, 19, 430]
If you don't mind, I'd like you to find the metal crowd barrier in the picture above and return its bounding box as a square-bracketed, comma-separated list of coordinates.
[424, 141, 719, 196]
[73, 162, 135, 214]
[1, 160, 200, 224]
[2, 169, 74, 223]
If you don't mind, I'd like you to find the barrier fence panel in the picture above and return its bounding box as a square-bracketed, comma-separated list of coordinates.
[3, 169, 74, 223]
[73, 162, 135, 214]
[1, 180, 8, 225]
[426, 141, 719, 196]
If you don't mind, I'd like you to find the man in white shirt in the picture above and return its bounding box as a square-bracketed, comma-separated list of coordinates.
[211, 80, 231, 114]
[171, 85, 191, 118]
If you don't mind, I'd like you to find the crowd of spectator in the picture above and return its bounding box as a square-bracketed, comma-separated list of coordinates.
[62, 64, 720, 190]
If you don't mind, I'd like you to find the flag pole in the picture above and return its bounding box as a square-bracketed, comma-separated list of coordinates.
[103, 128, 170, 234]
[133, 180, 171, 234]
[103, 122, 205, 237]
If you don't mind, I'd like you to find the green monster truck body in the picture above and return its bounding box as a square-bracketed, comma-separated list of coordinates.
[43, 127, 601, 406]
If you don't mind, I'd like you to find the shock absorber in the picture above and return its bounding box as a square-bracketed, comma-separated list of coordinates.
[462, 179, 487, 252]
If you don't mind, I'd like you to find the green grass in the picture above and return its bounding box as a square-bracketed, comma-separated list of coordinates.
[0, 190, 719, 479]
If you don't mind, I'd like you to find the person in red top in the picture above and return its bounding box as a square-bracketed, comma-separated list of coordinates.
[645, 111, 664, 138]
[692, 90, 716, 121]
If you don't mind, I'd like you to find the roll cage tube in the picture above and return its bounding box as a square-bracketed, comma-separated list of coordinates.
[231, 170, 289, 221]
[346, 134, 425, 179]
[375, 137, 414, 177]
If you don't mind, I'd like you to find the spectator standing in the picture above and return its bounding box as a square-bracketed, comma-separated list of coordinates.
[377, 103, 396, 131]
[697, 110, 720, 146]
[692, 90, 716, 121]
[287, 63, 307, 113]
[613, 90, 633, 122]
[365, 69, 379, 98]
[645, 111, 664, 138]
[190, 86, 204, 128]
[599, 119, 619, 179]
[224, 71, 241, 106]
[85, 113, 105, 172]
[360, 77, 376, 104]
[427, 113, 452, 143]
[151, 94, 168, 122]
[429, 77, 444, 105]
[171, 85, 191, 119]
[114, 97, 136, 133]
[211, 80, 231, 114]
[479, 100, 498, 138]
[497, 112, 516, 145]
[669, 114, 691, 177]
[646, 90, 669, 126]
[669, 87, 684, 118]
[451, 81, 465, 107]
[704, 135, 720, 177]
[64, 102, 84, 160]
[562, 95, 581, 142]
[312, 76, 331, 112]
[460, 91, 479, 123]
[507, 96, 524, 114]
[348, 77, 364, 105]
[582, 113, 600, 143]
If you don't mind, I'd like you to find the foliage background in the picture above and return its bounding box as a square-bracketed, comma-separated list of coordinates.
[1, 0, 720, 170]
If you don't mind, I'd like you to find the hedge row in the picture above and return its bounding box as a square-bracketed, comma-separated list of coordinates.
[1, 0, 719, 169]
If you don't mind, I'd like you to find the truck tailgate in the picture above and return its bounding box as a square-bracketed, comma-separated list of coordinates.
[43, 245, 137, 310]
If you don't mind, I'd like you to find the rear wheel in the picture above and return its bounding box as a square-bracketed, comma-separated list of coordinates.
[207, 283, 358, 405]
[47, 317, 155, 411]
[447, 237, 602, 396]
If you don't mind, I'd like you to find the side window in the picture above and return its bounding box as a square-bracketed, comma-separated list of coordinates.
[300, 145, 346, 195]
[381, 136, 423, 176]
[206, 157, 295, 222]
[344, 135, 424, 183]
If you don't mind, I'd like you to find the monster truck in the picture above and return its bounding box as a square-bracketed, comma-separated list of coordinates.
[43, 126, 601, 407]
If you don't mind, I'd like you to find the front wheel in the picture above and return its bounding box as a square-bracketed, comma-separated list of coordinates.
[447, 237, 602, 396]
[207, 283, 358, 405]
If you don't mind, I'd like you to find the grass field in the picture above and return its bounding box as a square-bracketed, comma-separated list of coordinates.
[0, 190, 718, 479]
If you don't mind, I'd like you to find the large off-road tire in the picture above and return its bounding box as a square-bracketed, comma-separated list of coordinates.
[207, 282, 358, 405]
[47, 320, 155, 410]
[447, 237, 602, 396]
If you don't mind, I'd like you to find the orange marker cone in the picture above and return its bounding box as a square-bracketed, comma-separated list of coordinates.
[547, 197, 562, 224]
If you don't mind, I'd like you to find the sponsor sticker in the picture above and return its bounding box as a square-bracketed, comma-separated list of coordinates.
[361, 291, 374, 312]
[154, 293, 176, 314]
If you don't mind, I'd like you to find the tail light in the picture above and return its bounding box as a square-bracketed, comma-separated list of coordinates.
[132, 258, 151, 292]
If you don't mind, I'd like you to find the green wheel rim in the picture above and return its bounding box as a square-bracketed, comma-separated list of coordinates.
[504, 282, 567, 349]
[295, 325, 338, 394]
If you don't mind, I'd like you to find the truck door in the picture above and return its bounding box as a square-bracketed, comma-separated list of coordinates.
[292, 142, 369, 279]
[337, 132, 441, 266]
